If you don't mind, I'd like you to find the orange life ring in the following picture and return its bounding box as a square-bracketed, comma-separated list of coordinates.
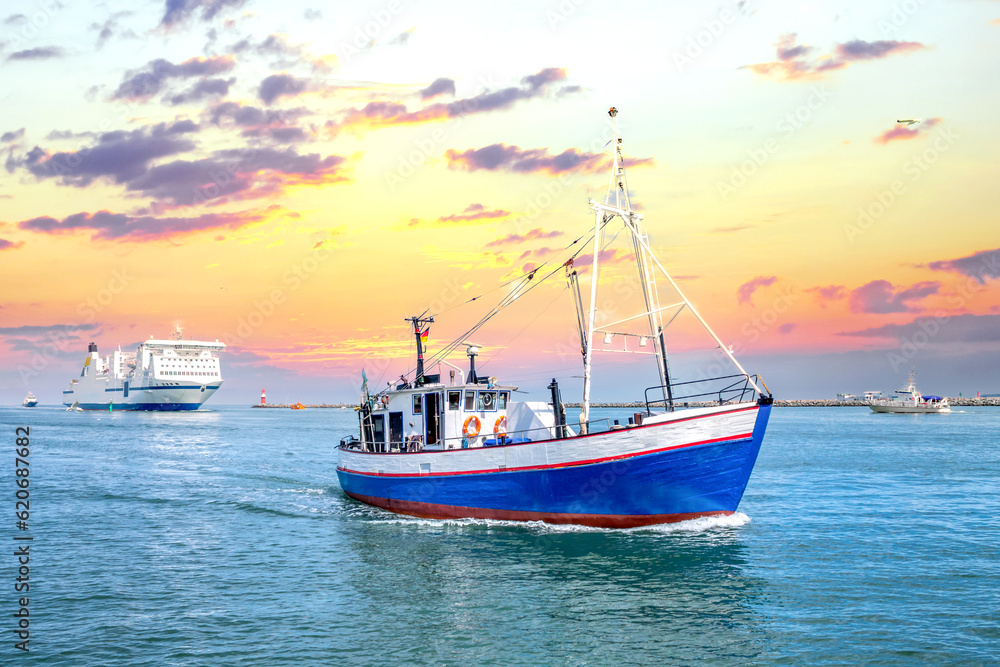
[493, 415, 507, 436]
[463, 415, 481, 438]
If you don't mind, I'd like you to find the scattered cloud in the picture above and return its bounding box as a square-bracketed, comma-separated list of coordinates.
[91, 15, 139, 49]
[259, 73, 309, 105]
[485, 228, 564, 248]
[709, 224, 753, 234]
[925, 247, 1000, 284]
[839, 313, 1000, 344]
[806, 284, 847, 308]
[446, 143, 648, 175]
[166, 77, 235, 105]
[13, 121, 199, 187]
[848, 279, 940, 314]
[778, 323, 796, 334]
[123, 147, 348, 206]
[0, 238, 24, 251]
[420, 77, 455, 99]
[6, 47, 65, 61]
[209, 101, 310, 127]
[330, 67, 574, 134]
[230, 33, 335, 72]
[737, 275, 777, 304]
[0, 323, 101, 336]
[389, 27, 415, 46]
[160, 0, 249, 28]
[408, 203, 511, 227]
[112, 56, 236, 101]
[17, 206, 280, 241]
[1, 128, 25, 143]
[303, 9, 322, 21]
[742, 33, 926, 81]
[874, 117, 941, 144]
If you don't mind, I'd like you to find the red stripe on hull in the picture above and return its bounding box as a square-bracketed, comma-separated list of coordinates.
[344, 491, 734, 529]
[340, 431, 754, 479]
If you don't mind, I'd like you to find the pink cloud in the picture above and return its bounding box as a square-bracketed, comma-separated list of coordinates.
[742, 34, 926, 82]
[737, 275, 777, 304]
[874, 117, 941, 145]
[848, 279, 940, 314]
[485, 228, 564, 248]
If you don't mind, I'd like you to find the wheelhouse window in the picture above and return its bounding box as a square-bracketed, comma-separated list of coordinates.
[464, 391, 475, 411]
[412, 394, 422, 415]
[448, 390, 462, 410]
[498, 391, 508, 410]
[478, 390, 498, 411]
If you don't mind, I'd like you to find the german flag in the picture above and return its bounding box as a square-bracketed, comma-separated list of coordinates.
[420, 328, 429, 343]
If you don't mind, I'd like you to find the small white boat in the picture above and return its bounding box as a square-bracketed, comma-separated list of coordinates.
[869, 373, 950, 414]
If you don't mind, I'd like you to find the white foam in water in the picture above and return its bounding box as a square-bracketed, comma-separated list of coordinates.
[364, 511, 752, 534]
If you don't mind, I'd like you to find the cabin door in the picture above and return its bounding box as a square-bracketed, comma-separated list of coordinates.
[389, 412, 403, 448]
[424, 393, 441, 446]
[371, 414, 386, 452]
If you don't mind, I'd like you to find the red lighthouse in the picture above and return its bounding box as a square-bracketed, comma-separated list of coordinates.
[260, 388, 266, 405]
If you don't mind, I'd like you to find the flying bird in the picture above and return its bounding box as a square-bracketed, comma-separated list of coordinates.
[896, 118, 921, 126]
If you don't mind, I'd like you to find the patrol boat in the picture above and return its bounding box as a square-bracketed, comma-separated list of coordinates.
[62, 327, 225, 410]
[869, 372, 951, 414]
[336, 108, 773, 528]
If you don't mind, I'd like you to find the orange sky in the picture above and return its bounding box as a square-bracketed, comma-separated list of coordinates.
[2, 1, 999, 403]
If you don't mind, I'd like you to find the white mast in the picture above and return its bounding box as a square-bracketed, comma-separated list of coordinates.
[579, 205, 602, 431]
[578, 108, 764, 414]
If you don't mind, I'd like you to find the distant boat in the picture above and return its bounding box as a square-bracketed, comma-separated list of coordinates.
[291, 403, 306, 410]
[22, 392, 38, 408]
[869, 373, 950, 414]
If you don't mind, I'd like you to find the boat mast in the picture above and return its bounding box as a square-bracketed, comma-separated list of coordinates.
[579, 204, 603, 431]
[408, 315, 434, 385]
[606, 108, 674, 410]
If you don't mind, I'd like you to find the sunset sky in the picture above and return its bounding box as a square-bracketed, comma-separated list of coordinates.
[2, 0, 999, 405]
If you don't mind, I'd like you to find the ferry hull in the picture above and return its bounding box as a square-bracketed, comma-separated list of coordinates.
[62, 383, 222, 411]
[338, 402, 771, 528]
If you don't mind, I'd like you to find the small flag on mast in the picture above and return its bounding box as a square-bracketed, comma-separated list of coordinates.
[420, 328, 429, 343]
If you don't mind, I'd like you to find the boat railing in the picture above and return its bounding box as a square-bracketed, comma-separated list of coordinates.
[644, 374, 762, 414]
[344, 417, 615, 454]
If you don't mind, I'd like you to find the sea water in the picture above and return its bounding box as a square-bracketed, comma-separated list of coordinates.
[2, 405, 998, 665]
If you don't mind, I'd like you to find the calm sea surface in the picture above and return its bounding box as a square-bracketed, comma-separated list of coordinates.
[3, 404, 999, 665]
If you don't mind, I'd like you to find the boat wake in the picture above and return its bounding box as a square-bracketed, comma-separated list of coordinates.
[357, 511, 752, 534]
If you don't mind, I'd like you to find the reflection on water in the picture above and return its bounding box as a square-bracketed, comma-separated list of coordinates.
[340, 508, 773, 664]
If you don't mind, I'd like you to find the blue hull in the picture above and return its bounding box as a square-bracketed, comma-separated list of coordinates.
[338, 402, 771, 527]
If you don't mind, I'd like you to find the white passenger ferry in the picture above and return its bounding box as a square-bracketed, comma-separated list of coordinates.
[62, 327, 224, 411]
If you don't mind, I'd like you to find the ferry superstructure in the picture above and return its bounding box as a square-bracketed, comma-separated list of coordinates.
[62, 328, 225, 411]
[336, 108, 773, 528]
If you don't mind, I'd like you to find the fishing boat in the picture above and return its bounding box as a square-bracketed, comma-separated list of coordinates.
[22, 391, 38, 407]
[869, 372, 950, 414]
[336, 108, 773, 528]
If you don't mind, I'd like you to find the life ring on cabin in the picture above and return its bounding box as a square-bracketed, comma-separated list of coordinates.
[463, 415, 481, 438]
[380, 396, 389, 407]
[481, 392, 495, 409]
[493, 416, 507, 436]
